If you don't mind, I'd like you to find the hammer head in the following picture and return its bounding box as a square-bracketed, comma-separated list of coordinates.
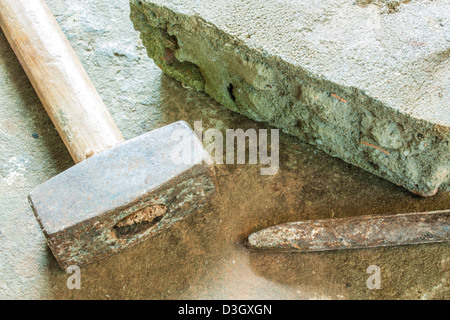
[29, 121, 215, 269]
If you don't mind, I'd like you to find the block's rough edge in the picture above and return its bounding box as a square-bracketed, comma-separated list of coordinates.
[130, 0, 449, 196]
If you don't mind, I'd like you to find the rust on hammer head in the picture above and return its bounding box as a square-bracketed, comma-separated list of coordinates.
[29, 121, 215, 269]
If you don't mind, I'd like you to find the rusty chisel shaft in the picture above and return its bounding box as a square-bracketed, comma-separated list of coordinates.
[247, 210, 449, 252]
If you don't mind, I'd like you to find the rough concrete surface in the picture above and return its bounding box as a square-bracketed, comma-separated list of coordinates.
[130, 0, 449, 196]
[0, 0, 449, 300]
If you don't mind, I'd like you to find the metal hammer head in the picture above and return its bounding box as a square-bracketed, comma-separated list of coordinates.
[29, 121, 215, 269]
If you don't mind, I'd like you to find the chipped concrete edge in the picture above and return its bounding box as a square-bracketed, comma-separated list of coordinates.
[129, 0, 449, 196]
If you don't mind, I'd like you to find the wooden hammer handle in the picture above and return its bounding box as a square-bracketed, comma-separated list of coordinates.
[0, 0, 124, 163]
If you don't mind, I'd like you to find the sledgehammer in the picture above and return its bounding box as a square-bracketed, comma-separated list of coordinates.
[0, 0, 215, 269]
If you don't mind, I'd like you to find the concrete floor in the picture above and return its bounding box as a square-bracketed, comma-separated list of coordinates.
[0, 0, 448, 299]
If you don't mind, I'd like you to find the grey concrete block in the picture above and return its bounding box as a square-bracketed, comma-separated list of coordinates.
[130, 0, 449, 196]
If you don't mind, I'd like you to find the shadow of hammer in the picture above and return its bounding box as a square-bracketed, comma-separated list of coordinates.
[0, 0, 216, 269]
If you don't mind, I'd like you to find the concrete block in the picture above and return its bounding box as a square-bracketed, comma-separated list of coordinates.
[130, 0, 449, 196]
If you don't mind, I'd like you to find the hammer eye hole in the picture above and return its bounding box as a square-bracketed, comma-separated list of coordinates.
[113, 204, 167, 238]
